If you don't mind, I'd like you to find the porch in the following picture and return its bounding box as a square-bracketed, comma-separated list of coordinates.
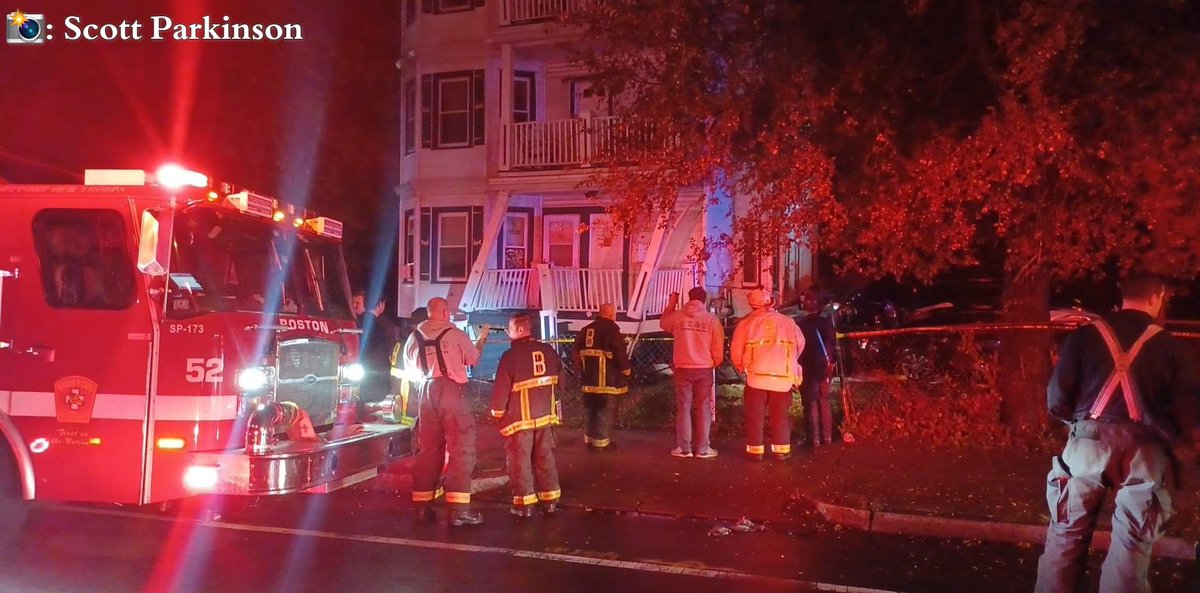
[462, 265, 690, 318]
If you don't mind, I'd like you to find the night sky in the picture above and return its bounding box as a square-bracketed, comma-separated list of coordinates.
[0, 0, 402, 293]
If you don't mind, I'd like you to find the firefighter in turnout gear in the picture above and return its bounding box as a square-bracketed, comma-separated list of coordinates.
[490, 313, 563, 518]
[402, 297, 489, 526]
[1035, 276, 1199, 593]
[384, 307, 429, 428]
[730, 288, 805, 462]
[572, 303, 631, 451]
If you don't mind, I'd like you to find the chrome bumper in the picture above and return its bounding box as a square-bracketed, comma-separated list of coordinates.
[186, 424, 413, 495]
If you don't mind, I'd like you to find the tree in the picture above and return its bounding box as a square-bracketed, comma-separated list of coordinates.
[570, 0, 1200, 436]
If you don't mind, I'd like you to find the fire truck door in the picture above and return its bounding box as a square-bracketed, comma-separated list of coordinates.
[7, 206, 154, 504]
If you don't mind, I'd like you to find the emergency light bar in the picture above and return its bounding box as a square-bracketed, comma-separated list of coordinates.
[305, 217, 344, 239]
[226, 190, 276, 218]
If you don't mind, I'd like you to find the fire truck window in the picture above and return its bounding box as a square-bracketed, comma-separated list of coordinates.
[32, 210, 137, 310]
[290, 237, 352, 319]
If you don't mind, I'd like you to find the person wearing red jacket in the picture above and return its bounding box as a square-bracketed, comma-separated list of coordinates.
[491, 313, 564, 518]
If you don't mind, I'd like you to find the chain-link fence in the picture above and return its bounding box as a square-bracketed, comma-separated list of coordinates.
[532, 322, 1200, 438]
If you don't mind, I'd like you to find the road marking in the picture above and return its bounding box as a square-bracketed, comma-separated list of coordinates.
[52, 504, 905, 593]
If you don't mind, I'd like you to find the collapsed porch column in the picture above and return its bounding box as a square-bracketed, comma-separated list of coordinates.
[625, 210, 672, 320]
[459, 191, 512, 311]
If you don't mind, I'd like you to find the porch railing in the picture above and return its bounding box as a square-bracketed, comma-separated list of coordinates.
[471, 268, 535, 310]
[643, 268, 689, 317]
[502, 0, 580, 25]
[547, 268, 625, 312]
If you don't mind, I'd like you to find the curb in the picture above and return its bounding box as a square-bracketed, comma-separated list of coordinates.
[808, 497, 1197, 561]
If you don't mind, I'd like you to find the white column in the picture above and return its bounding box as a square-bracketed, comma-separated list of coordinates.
[460, 192, 512, 311]
[500, 43, 514, 171]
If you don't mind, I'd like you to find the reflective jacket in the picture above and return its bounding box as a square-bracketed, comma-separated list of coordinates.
[573, 318, 632, 395]
[490, 337, 563, 436]
[731, 309, 805, 392]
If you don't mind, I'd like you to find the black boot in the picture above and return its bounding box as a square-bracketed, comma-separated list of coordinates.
[510, 506, 534, 519]
[414, 504, 437, 523]
[540, 502, 558, 516]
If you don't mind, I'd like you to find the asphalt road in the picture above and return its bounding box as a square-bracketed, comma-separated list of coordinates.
[0, 490, 1190, 593]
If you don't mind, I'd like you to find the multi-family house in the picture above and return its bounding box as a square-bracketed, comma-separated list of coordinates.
[395, 0, 814, 338]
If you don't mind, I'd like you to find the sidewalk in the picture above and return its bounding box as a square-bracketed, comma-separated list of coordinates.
[376, 426, 1198, 561]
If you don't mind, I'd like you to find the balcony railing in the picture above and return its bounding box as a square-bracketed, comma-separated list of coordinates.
[470, 268, 536, 310]
[546, 267, 625, 312]
[643, 268, 690, 316]
[503, 116, 654, 171]
[502, 0, 580, 25]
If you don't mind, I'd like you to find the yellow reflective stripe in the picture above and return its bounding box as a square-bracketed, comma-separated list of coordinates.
[499, 415, 560, 436]
[771, 444, 791, 454]
[579, 349, 613, 359]
[747, 339, 797, 347]
[589, 437, 610, 447]
[412, 487, 445, 502]
[581, 385, 628, 395]
[746, 444, 765, 454]
[749, 371, 793, 378]
[537, 490, 561, 501]
[445, 492, 471, 504]
[520, 391, 531, 424]
[512, 375, 558, 391]
[513, 494, 539, 506]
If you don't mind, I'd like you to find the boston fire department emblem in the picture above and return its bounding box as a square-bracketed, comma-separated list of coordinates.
[54, 376, 99, 424]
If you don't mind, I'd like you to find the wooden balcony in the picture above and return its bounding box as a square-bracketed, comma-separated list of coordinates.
[642, 268, 689, 316]
[501, 116, 652, 171]
[470, 268, 537, 310]
[501, 0, 581, 25]
[462, 265, 690, 318]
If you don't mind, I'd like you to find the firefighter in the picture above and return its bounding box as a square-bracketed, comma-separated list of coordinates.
[572, 303, 631, 452]
[490, 313, 563, 518]
[730, 288, 805, 461]
[1035, 275, 1198, 593]
[402, 297, 489, 526]
[385, 307, 429, 428]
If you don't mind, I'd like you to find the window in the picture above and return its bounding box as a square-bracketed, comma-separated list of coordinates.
[32, 209, 136, 310]
[513, 72, 536, 123]
[404, 79, 416, 155]
[545, 215, 579, 267]
[403, 210, 416, 281]
[438, 76, 471, 147]
[422, 70, 485, 149]
[502, 213, 529, 268]
[422, 0, 483, 14]
[437, 212, 469, 281]
[741, 225, 761, 286]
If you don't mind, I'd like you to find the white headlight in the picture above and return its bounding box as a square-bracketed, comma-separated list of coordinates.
[341, 363, 365, 383]
[237, 367, 271, 391]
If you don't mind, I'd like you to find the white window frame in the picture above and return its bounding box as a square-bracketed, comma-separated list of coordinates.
[437, 76, 472, 148]
[502, 212, 530, 269]
[513, 73, 534, 124]
[437, 212, 470, 281]
[544, 214, 581, 268]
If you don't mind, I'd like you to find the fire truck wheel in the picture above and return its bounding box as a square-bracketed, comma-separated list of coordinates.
[0, 443, 28, 550]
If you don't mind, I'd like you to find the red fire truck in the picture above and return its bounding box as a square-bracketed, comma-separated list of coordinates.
[0, 165, 413, 512]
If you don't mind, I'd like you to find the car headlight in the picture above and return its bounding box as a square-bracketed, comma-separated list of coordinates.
[237, 367, 273, 392]
[340, 363, 365, 384]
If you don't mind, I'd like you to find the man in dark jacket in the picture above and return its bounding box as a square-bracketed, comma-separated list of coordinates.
[572, 303, 631, 451]
[797, 293, 837, 447]
[1035, 275, 1198, 593]
[353, 290, 398, 405]
[491, 313, 563, 518]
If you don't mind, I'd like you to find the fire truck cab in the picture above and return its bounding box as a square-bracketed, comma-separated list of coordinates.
[0, 166, 413, 509]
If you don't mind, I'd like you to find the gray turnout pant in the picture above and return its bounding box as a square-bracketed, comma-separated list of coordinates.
[1034, 420, 1173, 593]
